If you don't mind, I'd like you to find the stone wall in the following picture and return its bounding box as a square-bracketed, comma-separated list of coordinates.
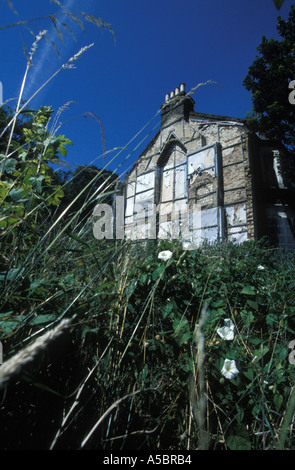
[124, 100, 255, 246]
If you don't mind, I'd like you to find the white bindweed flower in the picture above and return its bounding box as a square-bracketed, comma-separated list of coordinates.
[221, 359, 239, 379]
[257, 265, 265, 270]
[217, 318, 235, 341]
[158, 250, 173, 261]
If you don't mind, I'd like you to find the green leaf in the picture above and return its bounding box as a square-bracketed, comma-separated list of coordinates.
[254, 345, 269, 360]
[0, 315, 24, 334]
[274, 393, 284, 412]
[240, 309, 255, 326]
[0, 267, 25, 282]
[226, 424, 251, 450]
[179, 331, 191, 345]
[247, 299, 259, 311]
[29, 175, 45, 193]
[241, 285, 256, 296]
[47, 187, 64, 206]
[139, 273, 147, 284]
[152, 264, 165, 280]
[9, 188, 29, 203]
[212, 299, 225, 308]
[173, 316, 190, 346]
[243, 367, 254, 382]
[180, 357, 194, 374]
[58, 143, 68, 157]
[29, 314, 56, 325]
[162, 301, 174, 319]
[3, 158, 17, 174]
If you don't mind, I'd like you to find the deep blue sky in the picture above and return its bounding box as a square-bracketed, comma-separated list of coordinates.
[0, 0, 294, 180]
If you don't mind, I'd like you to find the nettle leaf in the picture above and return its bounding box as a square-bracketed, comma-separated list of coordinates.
[3, 158, 17, 174]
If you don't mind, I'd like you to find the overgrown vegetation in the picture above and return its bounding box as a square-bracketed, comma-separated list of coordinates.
[1, 142, 295, 449]
[1, 170, 295, 450]
[1, 0, 295, 452]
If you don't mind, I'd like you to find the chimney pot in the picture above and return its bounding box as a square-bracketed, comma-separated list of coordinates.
[165, 93, 170, 102]
[170, 90, 175, 99]
[180, 83, 185, 93]
[175, 87, 180, 95]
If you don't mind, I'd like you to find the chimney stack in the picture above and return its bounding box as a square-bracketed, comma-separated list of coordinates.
[160, 82, 195, 126]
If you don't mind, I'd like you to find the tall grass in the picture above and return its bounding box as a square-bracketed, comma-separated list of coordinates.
[1, 2, 295, 451]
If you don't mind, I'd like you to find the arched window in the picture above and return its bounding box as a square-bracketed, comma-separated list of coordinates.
[155, 136, 187, 206]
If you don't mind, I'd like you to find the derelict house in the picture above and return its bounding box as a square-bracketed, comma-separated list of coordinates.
[121, 83, 295, 251]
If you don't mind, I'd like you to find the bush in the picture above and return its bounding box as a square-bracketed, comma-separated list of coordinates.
[1, 232, 295, 450]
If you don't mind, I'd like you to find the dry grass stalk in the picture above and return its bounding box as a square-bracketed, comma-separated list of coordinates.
[0, 318, 72, 389]
[190, 303, 210, 450]
[80, 386, 158, 449]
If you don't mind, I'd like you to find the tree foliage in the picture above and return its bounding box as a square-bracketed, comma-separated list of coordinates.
[243, 5, 295, 154]
[273, 0, 286, 9]
[0, 105, 71, 238]
[53, 165, 118, 221]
